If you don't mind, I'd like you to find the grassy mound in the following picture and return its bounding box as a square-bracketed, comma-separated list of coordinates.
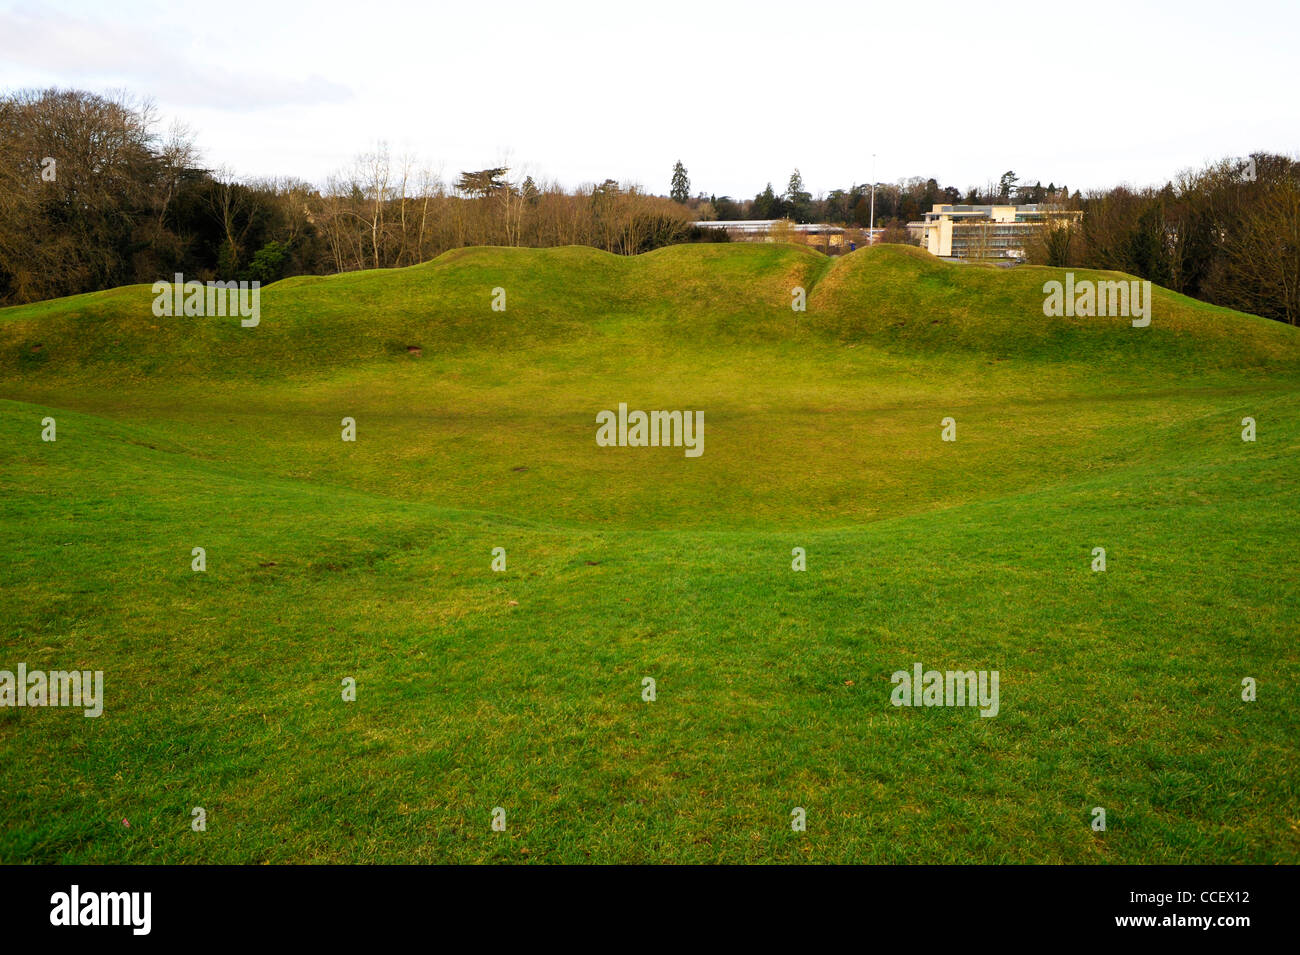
[1, 244, 1296, 863]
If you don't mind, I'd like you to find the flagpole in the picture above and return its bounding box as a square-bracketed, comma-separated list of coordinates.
[869, 153, 877, 242]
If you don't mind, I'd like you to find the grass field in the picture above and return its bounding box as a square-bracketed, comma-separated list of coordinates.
[1, 242, 1297, 863]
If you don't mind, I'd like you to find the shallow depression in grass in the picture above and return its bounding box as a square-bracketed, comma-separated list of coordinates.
[1, 244, 1297, 862]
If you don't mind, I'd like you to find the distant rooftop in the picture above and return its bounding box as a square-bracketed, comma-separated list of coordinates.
[692, 219, 845, 233]
[931, 203, 1056, 214]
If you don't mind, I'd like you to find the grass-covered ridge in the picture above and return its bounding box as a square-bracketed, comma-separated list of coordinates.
[1, 244, 1297, 863]
[4, 244, 1297, 380]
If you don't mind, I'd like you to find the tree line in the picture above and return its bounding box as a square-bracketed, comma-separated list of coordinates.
[692, 167, 1077, 229]
[683, 158, 1299, 326]
[1028, 155, 1300, 326]
[2, 88, 1296, 325]
[0, 89, 692, 306]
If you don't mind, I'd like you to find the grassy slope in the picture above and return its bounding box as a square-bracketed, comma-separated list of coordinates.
[0, 244, 1297, 863]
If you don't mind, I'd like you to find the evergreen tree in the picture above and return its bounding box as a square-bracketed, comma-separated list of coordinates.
[670, 160, 690, 204]
[752, 182, 780, 219]
[785, 169, 812, 222]
[456, 168, 508, 198]
[998, 170, 1018, 202]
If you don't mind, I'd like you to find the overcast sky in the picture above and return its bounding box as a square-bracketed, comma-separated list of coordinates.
[2, 0, 1295, 198]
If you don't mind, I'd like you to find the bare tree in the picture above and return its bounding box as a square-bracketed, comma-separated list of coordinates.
[204, 166, 257, 274]
[1221, 178, 1300, 324]
[356, 144, 392, 268]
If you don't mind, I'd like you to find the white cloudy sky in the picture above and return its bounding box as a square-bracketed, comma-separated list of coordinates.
[1, 0, 1295, 198]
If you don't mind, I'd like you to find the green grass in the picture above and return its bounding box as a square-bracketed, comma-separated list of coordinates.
[0, 243, 1296, 863]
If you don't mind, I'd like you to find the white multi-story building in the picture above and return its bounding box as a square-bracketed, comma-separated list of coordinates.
[907, 204, 1082, 260]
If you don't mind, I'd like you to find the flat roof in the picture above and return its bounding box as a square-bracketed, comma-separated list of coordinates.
[692, 220, 845, 232]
